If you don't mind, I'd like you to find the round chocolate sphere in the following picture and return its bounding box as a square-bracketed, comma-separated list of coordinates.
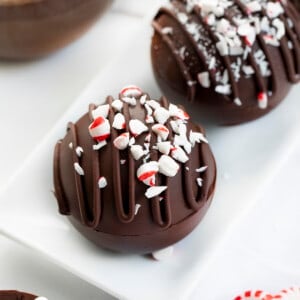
[0, 0, 112, 60]
[151, 0, 300, 125]
[53, 86, 216, 254]
[0, 290, 45, 300]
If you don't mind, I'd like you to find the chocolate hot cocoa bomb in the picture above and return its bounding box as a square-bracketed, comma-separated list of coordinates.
[0, 290, 46, 300]
[151, 0, 300, 125]
[53, 86, 216, 254]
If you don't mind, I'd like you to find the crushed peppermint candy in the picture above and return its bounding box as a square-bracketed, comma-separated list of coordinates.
[155, 0, 298, 110]
[74, 162, 84, 176]
[145, 186, 168, 199]
[75, 146, 84, 157]
[98, 176, 107, 189]
[88, 86, 209, 202]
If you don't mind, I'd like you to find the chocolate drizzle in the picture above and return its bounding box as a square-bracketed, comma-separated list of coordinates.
[53, 94, 214, 230]
[152, 0, 300, 108]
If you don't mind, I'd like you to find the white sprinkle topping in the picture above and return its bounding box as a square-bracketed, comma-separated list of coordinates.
[157, 141, 171, 155]
[120, 159, 126, 165]
[122, 96, 137, 106]
[266, 2, 284, 19]
[68, 142, 73, 149]
[158, 155, 180, 177]
[140, 94, 147, 105]
[98, 177, 107, 189]
[113, 132, 130, 150]
[196, 166, 208, 173]
[35, 297, 48, 300]
[74, 162, 84, 176]
[130, 145, 144, 160]
[135, 204, 141, 215]
[198, 72, 211, 88]
[111, 99, 123, 112]
[147, 100, 161, 110]
[92, 104, 110, 120]
[234, 98, 242, 106]
[145, 186, 167, 199]
[190, 131, 208, 146]
[129, 137, 136, 146]
[75, 146, 84, 157]
[171, 146, 189, 163]
[112, 113, 126, 130]
[185, 166, 190, 171]
[129, 119, 148, 137]
[196, 178, 203, 187]
[154, 107, 170, 124]
[93, 140, 107, 150]
[215, 84, 231, 95]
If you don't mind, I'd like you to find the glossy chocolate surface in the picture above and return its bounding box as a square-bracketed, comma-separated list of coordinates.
[53, 90, 216, 254]
[0, 0, 112, 59]
[151, 0, 300, 125]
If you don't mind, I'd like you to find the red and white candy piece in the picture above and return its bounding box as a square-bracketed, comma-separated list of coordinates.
[112, 113, 126, 130]
[98, 177, 107, 189]
[129, 119, 148, 137]
[157, 141, 171, 155]
[257, 92, 268, 109]
[93, 140, 107, 151]
[113, 132, 130, 150]
[158, 155, 179, 177]
[171, 146, 189, 163]
[120, 85, 143, 98]
[137, 161, 159, 186]
[152, 124, 169, 141]
[169, 103, 190, 120]
[145, 186, 167, 199]
[91, 104, 110, 119]
[89, 116, 111, 142]
[130, 145, 144, 160]
[246, 1, 262, 14]
[266, 2, 284, 19]
[146, 99, 161, 110]
[154, 107, 170, 124]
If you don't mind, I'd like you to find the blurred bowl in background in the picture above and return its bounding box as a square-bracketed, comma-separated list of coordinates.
[0, 0, 113, 60]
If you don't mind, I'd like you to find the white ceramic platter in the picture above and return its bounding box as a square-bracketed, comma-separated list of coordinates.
[0, 16, 299, 300]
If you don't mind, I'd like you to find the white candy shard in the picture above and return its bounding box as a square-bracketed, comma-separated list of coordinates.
[147, 99, 160, 110]
[162, 27, 173, 35]
[196, 166, 208, 173]
[130, 145, 144, 160]
[75, 146, 84, 157]
[145, 186, 167, 199]
[198, 72, 211, 88]
[135, 204, 141, 215]
[190, 131, 208, 146]
[89, 116, 111, 142]
[152, 124, 169, 141]
[92, 104, 110, 119]
[68, 142, 73, 149]
[266, 2, 284, 19]
[157, 141, 171, 155]
[74, 162, 84, 176]
[171, 146, 189, 163]
[158, 155, 180, 177]
[145, 115, 154, 124]
[129, 119, 148, 137]
[120, 85, 143, 98]
[129, 137, 136, 146]
[152, 246, 174, 261]
[246, 1, 261, 13]
[140, 94, 147, 105]
[137, 161, 159, 186]
[154, 107, 170, 124]
[234, 98, 242, 106]
[122, 96, 137, 106]
[98, 177, 107, 189]
[120, 159, 126, 165]
[112, 113, 126, 130]
[93, 140, 107, 150]
[113, 132, 130, 150]
[196, 178, 203, 187]
[111, 99, 123, 112]
[35, 297, 48, 300]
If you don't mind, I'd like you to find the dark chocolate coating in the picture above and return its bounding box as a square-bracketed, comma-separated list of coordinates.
[290, 0, 300, 11]
[151, 0, 300, 125]
[53, 93, 216, 254]
[0, 0, 112, 60]
[0, 290, 38, 300]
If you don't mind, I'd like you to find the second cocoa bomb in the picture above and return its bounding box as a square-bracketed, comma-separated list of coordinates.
[53, 86, 216, 254]
[0, 290, 45, 300]
[151, 0, 300, 125]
